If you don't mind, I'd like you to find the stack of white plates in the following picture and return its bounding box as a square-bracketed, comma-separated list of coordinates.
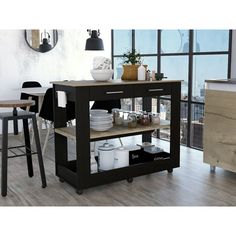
[90, 109, 113, 131]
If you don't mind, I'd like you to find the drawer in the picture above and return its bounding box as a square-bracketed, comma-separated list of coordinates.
[134, 84, 171, 97]
[90, 85, 133, 101]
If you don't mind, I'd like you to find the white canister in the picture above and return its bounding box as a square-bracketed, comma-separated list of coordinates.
[138, 64, 146, 81]
[98, 143, 114, 171]
[90, 153, 98, 174]
[114, 147, 129, 169]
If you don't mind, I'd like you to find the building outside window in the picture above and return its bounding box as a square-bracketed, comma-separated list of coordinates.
[112, 29, 232, 150]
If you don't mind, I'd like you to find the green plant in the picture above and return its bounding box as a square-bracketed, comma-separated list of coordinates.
[155, 72, 166, 81]
[123, 49, 141, 65]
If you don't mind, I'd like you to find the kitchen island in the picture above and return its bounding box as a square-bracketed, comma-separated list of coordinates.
[52, 79, 181, 194]
[204, 79, 236, 172]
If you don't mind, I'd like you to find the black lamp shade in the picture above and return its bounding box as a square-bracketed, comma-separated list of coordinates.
[39, 38, 52, 53]
[85, 30, 104, 50]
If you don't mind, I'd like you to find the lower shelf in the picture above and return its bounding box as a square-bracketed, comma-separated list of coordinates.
[56, 152, 178, 190]
[67, 151, 170, 173]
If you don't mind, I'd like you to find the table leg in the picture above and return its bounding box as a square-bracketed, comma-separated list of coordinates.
[32, 115, 47, 188]
[1, 118, 8, 197]
[37, 96, 44, 138]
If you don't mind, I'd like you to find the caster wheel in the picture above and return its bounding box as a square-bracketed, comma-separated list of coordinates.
[59, 178, 64, 183]
[210, 166, 216, 173]
[167, 168, 173, 173]
[127, 177, 133, 183]
[42, 183, 47, 188]
[76, 189, 83, 195]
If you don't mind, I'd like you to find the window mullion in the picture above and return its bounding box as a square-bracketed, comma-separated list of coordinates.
[228, 30, 233, 78]
[187, 30, 194, 147]
[131, 29, 135, 111]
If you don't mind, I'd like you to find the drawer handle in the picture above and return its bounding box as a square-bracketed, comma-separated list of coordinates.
[148, 88, 164, 92]
[106, 91, 124, 95]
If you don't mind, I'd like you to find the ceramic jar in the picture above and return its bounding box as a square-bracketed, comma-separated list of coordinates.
[151, 113, 160, 125]
[122, 111, 129, 127]
[111, 108, 120, 123]
[114, 147, 129, 168]
[136, 111, 142, 124]
[141, 112, 150, 126]
[90, 153, 98, 174]
[98, 143, 114, 171]
[128, 112, 137, 128]
[113, 109, 123, 125]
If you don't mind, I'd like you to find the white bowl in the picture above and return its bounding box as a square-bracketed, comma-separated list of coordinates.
[90, 113, 113, 120]
[90, 120, 113, 126]
[90, 69, 114, 81]
[91, 125, 113, 132]
[90, 109, 108, 115]
[90, 117, 113, 122]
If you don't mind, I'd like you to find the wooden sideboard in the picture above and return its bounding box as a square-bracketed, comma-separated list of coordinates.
[204, 89, 236, 172]
[52, 79, 181, 194]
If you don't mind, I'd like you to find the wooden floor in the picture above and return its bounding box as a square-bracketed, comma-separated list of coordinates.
[1, 133, 236, 206]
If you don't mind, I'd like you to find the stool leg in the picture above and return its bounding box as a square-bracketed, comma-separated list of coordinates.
[13, 107, 18, 135]
[1, 118, 8, 197]
[23, 118, 34, 177]
[31, 115, 47, 188]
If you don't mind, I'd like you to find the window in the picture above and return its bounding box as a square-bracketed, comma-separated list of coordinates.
[190, 103, 204, 149]
[161, 55, 189, 100]
[112, 29, 231, 150]
[192, 54, 228, 102]
[142, 56, 157, 72]
[135, 30, 157, 54]
[194, 30, 229, 52]
[161, 30, 189, 53]
[113, 57, 124, 80]
[113, 30, 132, 55]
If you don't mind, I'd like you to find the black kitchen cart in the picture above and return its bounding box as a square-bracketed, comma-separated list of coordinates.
[52, 80, 181, 194]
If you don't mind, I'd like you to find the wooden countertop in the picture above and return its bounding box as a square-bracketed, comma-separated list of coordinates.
[51, 79, 182, 87]
[0, 100, 35, 108]
[205, 79, 236, 84]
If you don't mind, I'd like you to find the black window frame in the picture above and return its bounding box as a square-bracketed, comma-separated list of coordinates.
[111, 29, 232, 150]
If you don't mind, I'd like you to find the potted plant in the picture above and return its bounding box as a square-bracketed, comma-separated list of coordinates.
[155, 72, 165, 81]
[121, 49, 143, 80]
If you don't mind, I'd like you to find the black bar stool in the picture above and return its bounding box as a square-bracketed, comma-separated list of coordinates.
[0, 100, 47, 197]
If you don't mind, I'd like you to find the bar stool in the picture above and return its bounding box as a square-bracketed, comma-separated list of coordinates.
[0, 100, 47, 197]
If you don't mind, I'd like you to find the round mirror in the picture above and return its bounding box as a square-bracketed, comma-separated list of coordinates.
[25, 29, 58, 53]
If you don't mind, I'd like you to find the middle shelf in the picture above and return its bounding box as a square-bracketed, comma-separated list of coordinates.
[55, 120, 170, 141]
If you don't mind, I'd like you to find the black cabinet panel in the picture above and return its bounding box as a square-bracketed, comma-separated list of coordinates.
[90, 85, 133, 101]
[134, 83, 171, 97]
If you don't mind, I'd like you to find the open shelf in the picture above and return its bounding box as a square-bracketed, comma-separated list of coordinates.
[55, 120, 170, 141]
[66, 151, 170, 173]
[57, 152, 173, 189]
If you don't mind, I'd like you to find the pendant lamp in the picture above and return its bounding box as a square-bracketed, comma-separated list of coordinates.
[39, 30, 52, 53]
[85, 29, 104, 50]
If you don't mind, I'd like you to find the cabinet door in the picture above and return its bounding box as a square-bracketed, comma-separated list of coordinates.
[133, 83, 171, 97]
[204, 89, 236, 172]
[90, 85, 133, 101]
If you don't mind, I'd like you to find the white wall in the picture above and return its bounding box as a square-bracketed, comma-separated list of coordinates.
[231, 30, 236, 78]
[0, 29, 111, 133]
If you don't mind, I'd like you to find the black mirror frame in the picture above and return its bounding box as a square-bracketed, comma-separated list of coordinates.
[24, 30, 58, 53]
